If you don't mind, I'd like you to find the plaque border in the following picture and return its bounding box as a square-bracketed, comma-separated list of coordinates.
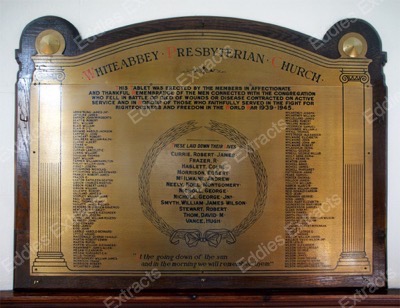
[14, 16, 387, 290]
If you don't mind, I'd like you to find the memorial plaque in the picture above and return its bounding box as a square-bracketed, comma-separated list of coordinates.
[14, 16, 387, 290]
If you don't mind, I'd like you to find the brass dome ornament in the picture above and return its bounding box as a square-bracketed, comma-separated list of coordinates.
[339, 33, 368, 58]
[35, 29, 65, 55]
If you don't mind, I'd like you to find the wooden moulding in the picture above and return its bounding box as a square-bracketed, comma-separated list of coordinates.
[1, 290, 399, 307]
[11, 15, 392, 304]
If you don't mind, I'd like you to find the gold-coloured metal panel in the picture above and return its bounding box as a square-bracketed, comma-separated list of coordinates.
[29, 30, 373, 276]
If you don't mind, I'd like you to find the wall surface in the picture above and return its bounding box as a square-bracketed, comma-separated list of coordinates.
[0, 0, 399, 290]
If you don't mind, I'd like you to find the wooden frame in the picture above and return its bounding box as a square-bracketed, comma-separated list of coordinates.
[14, 16, 387, 293]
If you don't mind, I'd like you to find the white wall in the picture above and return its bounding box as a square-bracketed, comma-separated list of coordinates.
[0, 0, 399, 290]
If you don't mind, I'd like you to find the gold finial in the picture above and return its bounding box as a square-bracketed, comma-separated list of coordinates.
[35, 30, 65, 55]
[343, 37, 363, 58]
[339, 33, 367, 58]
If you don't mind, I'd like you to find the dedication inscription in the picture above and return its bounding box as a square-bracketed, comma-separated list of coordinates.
[15, 17, 386, 289]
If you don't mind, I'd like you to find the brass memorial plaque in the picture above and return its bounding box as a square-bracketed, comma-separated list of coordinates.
[15, 17, 387, 290]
